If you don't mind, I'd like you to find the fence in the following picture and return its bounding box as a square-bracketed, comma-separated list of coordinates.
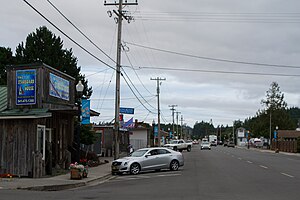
[271, 138, 298, 153]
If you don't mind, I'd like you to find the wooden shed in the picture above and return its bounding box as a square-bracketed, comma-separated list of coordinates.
[0, 63, 77, 177]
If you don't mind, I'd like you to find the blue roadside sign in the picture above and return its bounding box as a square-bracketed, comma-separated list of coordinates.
[274, 131, 277, 139]
[120, 107, 134, 114]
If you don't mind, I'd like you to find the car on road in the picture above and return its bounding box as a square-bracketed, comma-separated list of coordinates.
[200, 141, 211, 150]
[210, 140, 217, 146]
[227, 141, 235, 148]
[164, 139, 192, 152]
[111, 147, 184, 175]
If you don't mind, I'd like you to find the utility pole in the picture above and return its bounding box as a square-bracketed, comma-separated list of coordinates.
[169, 105, 177, 138]
[151, 77, 166, 146]
[175, 111, 181, 139]
[104, 0, 138, 159]
[180, 115, 184, 139]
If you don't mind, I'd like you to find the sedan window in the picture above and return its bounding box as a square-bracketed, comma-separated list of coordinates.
[149, 149, 158, 155]
[157, 149, 171, 154]
[130, 150, 148, 157]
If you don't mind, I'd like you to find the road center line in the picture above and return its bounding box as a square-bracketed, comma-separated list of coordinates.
[259, 165, 268, 169]
[281, 173, 294, 178]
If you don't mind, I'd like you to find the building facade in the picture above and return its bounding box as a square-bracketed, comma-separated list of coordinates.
[0, 63, 77, 177]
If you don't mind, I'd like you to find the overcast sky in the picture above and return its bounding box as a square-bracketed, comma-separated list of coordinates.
[1, 0, 300, 128]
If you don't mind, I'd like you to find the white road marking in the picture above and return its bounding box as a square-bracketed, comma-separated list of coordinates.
[281, 173, 294, 178]
[259, 165, 268, 169]
[247, 161, 253, 164]
[156, 174, 181, 177]
[238, 158, 242, 160]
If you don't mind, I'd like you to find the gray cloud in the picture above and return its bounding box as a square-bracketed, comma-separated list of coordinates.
[1, 0, 300, 126]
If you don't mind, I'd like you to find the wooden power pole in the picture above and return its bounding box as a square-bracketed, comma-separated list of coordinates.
[104, 0, 138, 159]
[151, 77, 166, 146]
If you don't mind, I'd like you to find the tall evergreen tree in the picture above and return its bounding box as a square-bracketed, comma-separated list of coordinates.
[246, 82, 296, 138]
[0, 47, 13, 85]
[261, 82, 287, 110]
[15, 26, 92, 98]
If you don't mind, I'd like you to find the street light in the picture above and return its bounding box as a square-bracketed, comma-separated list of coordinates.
[275, 126, 279, 153]
[75, 80, 84, 162]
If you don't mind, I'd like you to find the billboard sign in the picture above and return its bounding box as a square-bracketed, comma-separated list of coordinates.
[49, 73, 70, 101]
[16, 69, 36, 105]
[237, 129, 245, 138]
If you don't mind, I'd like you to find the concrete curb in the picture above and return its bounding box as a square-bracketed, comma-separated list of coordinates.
[18, 173, 113, 191]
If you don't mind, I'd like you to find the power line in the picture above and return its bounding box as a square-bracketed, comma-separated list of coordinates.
[132, 65, 300, 77]
[125, 42, 300, 69]
[124, 50, 154, 95]
[46, 0, 117, 65]
[23, 0, 115, 70]
[121, 73, 155, 113]
[133, 11, 300, 23]
[121, 67, 156, 110]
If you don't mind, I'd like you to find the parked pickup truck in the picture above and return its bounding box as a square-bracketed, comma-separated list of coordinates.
[164, 139, 192, 152]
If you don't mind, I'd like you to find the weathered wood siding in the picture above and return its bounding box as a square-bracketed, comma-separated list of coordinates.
[0, 118, 46, 177]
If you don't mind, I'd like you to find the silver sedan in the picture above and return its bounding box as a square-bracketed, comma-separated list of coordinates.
[111, 147, 184, 175]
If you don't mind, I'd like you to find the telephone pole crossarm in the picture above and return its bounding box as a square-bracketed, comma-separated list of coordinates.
[104, 0, 138, 6]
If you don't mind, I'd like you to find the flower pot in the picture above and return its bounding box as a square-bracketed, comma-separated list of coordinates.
[70, 168, 83, 180]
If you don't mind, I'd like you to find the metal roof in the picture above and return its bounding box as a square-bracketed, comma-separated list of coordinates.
[0, 86, 7, 112]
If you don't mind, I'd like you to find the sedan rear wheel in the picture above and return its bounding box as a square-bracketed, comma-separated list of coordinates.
[130, 163, 141, 175]
[187, 146, 191, 152]
[170, 160, 179, 171]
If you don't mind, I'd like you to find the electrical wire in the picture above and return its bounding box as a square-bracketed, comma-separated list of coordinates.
[130, 65, 300, 77]
[46, 0, 117, 65]
[125, 42, 300, 69]
[23, 0, 115, 70]
[133, 11, 300, 23]
[124, 50, 153, 95]
[121, 67, 156, 110]
[121, 72, 156, 113]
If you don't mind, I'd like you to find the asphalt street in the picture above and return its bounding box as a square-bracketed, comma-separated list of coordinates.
[1, 146, 300, 200]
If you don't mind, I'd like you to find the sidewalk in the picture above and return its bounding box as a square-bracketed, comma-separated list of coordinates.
[237, 146, 300, 157]
[0, 157, 113, 191]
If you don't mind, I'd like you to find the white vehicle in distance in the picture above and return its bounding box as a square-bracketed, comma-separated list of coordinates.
[164, 139, 192, 152]
[201, 141, 211, 150]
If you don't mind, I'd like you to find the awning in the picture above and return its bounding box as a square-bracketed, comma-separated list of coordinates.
[0, 108, 52, 119]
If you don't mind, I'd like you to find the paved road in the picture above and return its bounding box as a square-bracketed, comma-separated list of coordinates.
[1, 146, 300, 200]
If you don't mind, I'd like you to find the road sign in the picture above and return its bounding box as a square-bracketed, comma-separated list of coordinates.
[120, 107, 134, 114]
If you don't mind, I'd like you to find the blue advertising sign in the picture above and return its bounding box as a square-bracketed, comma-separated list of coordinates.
[81, 99, 90, 125]
[49, 73, 70, 101]
[154, 125, 158, 137]
[274, 131, 277, 139]
[120, 107, 134, 114]
[16, 69, 36, 105]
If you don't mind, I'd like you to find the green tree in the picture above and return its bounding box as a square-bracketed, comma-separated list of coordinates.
[15, 26, 92, 98]
[245, 82, 296, 138]
[80, 124, 97, 145]
[261, 82, 287, 110]
[192, 121, 215, 139]
[0, 47, 13, 85]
